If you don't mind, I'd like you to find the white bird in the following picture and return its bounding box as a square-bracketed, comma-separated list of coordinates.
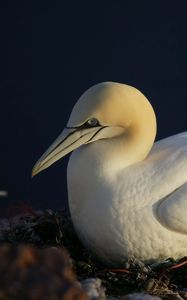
[32, 82, 187, 266]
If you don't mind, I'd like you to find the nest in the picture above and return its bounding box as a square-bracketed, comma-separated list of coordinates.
[0, 209, 187, 299]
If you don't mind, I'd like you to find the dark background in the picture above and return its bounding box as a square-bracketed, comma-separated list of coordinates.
[1, 1, 187, 212]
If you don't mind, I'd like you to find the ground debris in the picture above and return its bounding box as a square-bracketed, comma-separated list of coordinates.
[0, 210, 187, 299]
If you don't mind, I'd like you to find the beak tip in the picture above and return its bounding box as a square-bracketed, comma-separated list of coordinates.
[31, 168, 36, 178]
[31, 164, 40, 178]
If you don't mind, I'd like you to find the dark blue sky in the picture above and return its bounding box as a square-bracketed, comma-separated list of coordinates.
[1, 1, 187, 211]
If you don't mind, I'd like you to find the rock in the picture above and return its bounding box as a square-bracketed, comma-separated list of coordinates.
[81, 278, 106, 300]
[0, 244, 87, 300]
[121, 293, 161, 299]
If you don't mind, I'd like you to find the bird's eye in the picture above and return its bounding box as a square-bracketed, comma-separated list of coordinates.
[86, 118, 99, 127]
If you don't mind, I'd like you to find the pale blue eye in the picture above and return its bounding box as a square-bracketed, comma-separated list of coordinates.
[87, 118, 99, 127]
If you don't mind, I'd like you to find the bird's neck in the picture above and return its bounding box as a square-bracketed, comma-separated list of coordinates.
[87, 123, 156, 176]
[68, 112, 156, 182]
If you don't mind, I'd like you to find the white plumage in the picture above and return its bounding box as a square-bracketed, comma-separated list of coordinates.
[33, 82, 187, 266]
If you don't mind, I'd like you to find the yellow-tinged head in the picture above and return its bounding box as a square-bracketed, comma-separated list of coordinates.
[32, 82, 157, 177]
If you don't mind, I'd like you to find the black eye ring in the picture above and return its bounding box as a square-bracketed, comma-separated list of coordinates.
[86, 118, 99, 127]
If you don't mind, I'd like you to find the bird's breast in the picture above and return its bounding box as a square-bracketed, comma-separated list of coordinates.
[66, 144, 155, 263]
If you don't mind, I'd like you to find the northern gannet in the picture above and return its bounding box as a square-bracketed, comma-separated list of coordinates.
[32, 82, 187, 265]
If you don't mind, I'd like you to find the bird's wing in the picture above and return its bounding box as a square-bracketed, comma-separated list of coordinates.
[148, 132, 187, 234]
[150, 131, 187, 155]
[117, 132, 187, 234]
[156, 182, 187, 234]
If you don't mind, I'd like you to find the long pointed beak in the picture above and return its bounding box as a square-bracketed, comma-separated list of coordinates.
[32, 126, 101, 177]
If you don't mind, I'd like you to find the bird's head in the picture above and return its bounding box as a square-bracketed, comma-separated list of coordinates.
[32, 82, 156, 176]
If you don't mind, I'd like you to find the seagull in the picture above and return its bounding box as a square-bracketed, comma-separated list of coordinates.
[32, 82, 187, 266]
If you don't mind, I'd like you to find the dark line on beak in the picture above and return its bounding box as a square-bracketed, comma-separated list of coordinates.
[41, 126, 108, 170]
[41, 129, 95, 169]
[66, 126, 80, 129]
[86, 126, 108, 143]
[46, 129, 78, 157]
[47, 122, 100, 158]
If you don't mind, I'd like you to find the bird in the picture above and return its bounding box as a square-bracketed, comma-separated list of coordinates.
[32, 82, 187, 266]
